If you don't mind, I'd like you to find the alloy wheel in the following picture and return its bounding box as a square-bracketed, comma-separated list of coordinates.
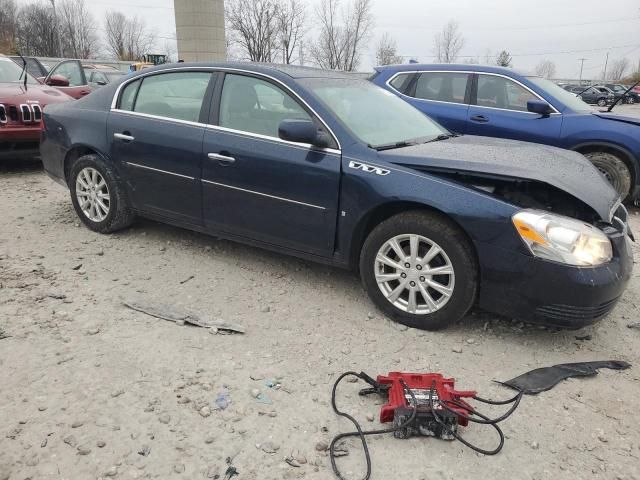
[374, 234, 455, 314]
[75, 167, 110, 222]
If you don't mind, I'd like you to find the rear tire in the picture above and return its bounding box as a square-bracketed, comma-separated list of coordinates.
[583, 151, 633, 201]
[597, 98, 607, 107]
[359, 211, 478, 331]
[69, 154, 135, 233]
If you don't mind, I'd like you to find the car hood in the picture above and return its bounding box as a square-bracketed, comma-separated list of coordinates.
[591, 111, 640, 127]
[378, 135, 619, 221]
[0, 82, 72, 104]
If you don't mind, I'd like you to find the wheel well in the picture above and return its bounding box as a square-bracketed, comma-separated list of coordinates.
[350, 201, 478, 271]
[575, 144, 637, 180]
[63, 146, 98, 185]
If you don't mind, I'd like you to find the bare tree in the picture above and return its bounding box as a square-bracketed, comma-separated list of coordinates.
[462, 57, 479, 64]
[496, 50, 512, 67]
[609, 58, 630, 80]
[276, 0, 306, 64]
[226, 0, 279, 62]
[434, 20, 464, 63]
[104, 10, 154, 61]
[534, 60, 556, 79]
[58, 0, 99, 58]
[15, 3, 58, 57]
[310, 0, 374, 71]
[375, 32, 402, 66]
[0, 0, 17, 53]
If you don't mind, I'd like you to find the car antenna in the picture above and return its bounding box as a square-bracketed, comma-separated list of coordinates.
[606, 80, 640, 112]
[17, 51, 28, 91]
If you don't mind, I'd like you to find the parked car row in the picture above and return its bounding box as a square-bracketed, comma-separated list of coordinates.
[562, 84, 614, 107]
[38, 62, 634, 331]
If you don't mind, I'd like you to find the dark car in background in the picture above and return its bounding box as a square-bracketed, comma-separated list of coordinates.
[564, 85, 613, 107]
[371, 64, 640, 201]
[0, 56, 72, 160]
[603, 83, 638, 104]
[85, 67, 126, 88]
[39, 62, 632, 330]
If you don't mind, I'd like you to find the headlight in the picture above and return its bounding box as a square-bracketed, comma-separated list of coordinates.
[512, 210, 612, 266]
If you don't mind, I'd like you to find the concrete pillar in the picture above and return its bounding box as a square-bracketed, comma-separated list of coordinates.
[173, 0, 226, 62]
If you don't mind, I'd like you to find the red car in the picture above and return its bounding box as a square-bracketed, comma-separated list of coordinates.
[41, 60, 95, 99]
[1, 56, 73, 160]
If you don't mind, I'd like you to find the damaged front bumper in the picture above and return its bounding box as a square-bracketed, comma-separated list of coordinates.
[476, 221, 634, 329]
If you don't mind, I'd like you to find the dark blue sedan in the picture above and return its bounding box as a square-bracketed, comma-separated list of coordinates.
[40, 63, 633, 330]
[371, 64, 640, 201]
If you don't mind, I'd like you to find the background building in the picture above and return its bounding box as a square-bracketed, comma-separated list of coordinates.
[173, 0, 226, 62]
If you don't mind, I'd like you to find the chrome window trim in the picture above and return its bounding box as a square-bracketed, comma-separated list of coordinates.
[0, 104, 6, 124]
[19, 104, 32, 123]
[202, 179, 326, 210]
[111, 108, 205, 128]
[126, 162, 195, 180]
[110, 66, 342, 152]
[385, 70, 561, 115]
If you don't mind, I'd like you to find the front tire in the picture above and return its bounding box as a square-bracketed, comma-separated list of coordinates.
[360, 211, 478, 330]
[597, 98, 607, 107]
[583, 151, 633, 201]
[69, 154, 135, 233]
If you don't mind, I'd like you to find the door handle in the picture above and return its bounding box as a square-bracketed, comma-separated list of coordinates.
[470, 115, 489, 123]
[208, 152, 236, 165]
[114, 132, 135, 142]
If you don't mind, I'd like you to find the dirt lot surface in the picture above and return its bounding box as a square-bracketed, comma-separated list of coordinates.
[2, 126, 640, 479]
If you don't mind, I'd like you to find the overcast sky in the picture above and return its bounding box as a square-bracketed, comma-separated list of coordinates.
[18, 0, 640, 78]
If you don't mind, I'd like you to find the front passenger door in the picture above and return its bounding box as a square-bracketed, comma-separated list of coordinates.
[202, 73, 341, 256]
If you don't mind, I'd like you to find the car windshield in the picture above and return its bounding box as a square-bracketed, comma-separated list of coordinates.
[526, 76, 593, 113]
[0, 58, 38, 85]
[302, 78, 448, 148]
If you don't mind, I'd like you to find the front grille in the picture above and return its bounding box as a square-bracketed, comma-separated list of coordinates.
[9, 106, 18, 121]
[0, 104, 44, 125]
[20, 104, 32, 123]
[536, 297, 620, 322]
[31, 104, 42, 122]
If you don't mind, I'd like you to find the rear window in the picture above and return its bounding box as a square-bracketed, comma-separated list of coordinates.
[414, 72, 469, 104]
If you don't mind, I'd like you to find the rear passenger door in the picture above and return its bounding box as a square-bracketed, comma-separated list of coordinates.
[389, 71, 471, 134]
[107, 70, 215, 224]
[466, 73, 563, 144]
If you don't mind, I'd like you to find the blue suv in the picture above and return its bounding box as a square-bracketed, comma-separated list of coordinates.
[371, 64, 640, 201]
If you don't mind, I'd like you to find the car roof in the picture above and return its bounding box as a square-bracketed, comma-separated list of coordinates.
[373, 63, 530, 77]
[127, 61, 357, 81]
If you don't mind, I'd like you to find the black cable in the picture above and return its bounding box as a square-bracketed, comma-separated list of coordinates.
[474, 390, 523, 405]
[439, 390, 523, 425]
[329, 372, 418, 480]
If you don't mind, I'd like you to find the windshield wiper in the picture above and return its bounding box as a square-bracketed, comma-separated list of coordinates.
[371, 140, 420, 151]
[424, 134, 456, 143]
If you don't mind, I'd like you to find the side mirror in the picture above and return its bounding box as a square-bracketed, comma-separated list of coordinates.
[527, 99, 554, 116]
[96, 81, 107, 86]
[47, 74, 70, 87]
[278, 119, 329, 148]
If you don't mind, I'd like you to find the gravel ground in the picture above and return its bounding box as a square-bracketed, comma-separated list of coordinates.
[1, 150, 640, 480]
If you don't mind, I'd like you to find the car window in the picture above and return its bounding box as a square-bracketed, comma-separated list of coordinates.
[119, 79, 141, 111]
[219, 73, 312, 138]
[389, 73, 412, 92]
[476, 75, 538, 112]
[414, 72, 469, 104]
[52, 61, 85, 87]
[133, 71, 212, 122]
[91, 72, 108, 84]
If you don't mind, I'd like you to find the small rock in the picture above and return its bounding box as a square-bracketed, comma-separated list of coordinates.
[38, 406, 47, 412]
[63, 435, 77, 448]
[77, 445, 92, 455]
[204, 436, 215, 444]
[367, 312, 375, 320]
[111, 389, 125, 398]
[71, 420, 84, 428]
[199, 406, 211, 418]
[138, 445, 151, 456]
[71, 263, 83, 270]
[173, 464, 185, 474]
[452, 346, 463, 354]
[250, 388, 261, 398]
[177, 396, 191, 405]
[158, 414, 170, 424]
[531, 441, 540, 450]
[86, 327, 100, 336]
[260, 305, 271, 313]
[627, 321, 640, 329]
[41, 438, 47, 448]
[261, 442, 280, 454]
[466, 338, 475, 345]
[295, 453, 307, 465]
[97, 440, 106, 448]
[315, 441, 329, 452]
[366, 414, 375, 422]
[104, 466, 118, 477]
